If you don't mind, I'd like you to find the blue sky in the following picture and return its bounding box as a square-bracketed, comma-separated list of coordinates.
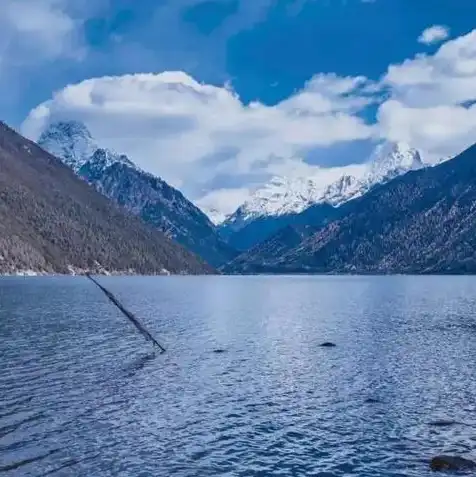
[3, 0, 476, 217]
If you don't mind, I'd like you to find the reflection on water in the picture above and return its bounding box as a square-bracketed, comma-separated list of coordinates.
[1, 275, 476, 476]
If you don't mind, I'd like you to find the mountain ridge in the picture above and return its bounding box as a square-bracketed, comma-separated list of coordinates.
[225, 141, 476, 274]
[38, 121, 236, 267]
[219, 142, 424, 251]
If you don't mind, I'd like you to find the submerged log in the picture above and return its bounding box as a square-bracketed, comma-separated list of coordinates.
[86, 274, 166, 353]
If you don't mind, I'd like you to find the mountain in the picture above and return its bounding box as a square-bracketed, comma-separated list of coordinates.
[224, 224, 317, 274]
[0, 121, 212, 275]
[219, 142, 424, 251]
[226, 142, 476, 274]
[36, 120, 101, 171]
[38, 121, 235, 267]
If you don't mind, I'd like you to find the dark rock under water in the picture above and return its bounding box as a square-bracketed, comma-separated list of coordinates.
[320, 342, 337, 347]
[428, 419, 458, 427]
[430, 455, 476, 471]
[364, 397, 381, 404]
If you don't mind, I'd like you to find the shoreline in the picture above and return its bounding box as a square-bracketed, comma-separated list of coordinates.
[0, 268, 174, 277]
[3, 271, 476, 278]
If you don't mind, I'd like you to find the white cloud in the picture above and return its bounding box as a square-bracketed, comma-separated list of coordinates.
[0, 0, 84, 70]
[22, 70, 375, 199]
[378, 29, 476, 162]
[22, 29, 476, 219]
[378, 101, 476, 161]
[196, 188, 253, 224]
[385, 30, 476, 107]
[418, 25, 450, 45]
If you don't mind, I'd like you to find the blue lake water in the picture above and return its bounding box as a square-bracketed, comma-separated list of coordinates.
[1, 275, 476, 476]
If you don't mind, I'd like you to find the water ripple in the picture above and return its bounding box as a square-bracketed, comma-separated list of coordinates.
[1, 276, 476, 476]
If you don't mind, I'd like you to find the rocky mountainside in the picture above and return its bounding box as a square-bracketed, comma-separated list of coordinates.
[0, 121, 212, 275]
[38, 121, 235, 267]
[219, 142, 424, 251]
[226, 142, 476, 274]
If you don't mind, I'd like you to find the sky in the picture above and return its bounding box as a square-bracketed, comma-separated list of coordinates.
[2, 0, 476, 219]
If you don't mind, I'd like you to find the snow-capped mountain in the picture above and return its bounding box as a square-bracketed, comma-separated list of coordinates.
[225, 141, 476, 275]
[367, 141, 423, 183]
[38, 121, 236, 267]
[226, 142, 423, 224]
[219, 142, 424, 250]
[38, 121, 135, 172]
[320, 142, 424, 206]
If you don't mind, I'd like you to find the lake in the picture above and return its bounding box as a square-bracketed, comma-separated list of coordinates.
[1, 275, 476, 476]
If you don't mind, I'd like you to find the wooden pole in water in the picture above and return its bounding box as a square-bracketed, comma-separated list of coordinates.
[86, 274, 166, 353]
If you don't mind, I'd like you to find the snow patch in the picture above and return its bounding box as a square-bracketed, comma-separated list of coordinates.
[1, 269, 47, 276]
[15, 269, 41, 276]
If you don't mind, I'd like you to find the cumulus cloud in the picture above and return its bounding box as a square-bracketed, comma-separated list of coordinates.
[21, 29, 476, 218]
[378, 29, 476, 161]
[22, 70, 376, 198]
[385, 30, 476, 107]
[418, 25, 450, 45]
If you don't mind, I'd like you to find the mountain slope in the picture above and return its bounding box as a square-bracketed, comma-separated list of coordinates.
[229, 142, 476, 274]
[224, 224, 317, 273]
[0, 122, 212, 275]
[38, 121, 236, 267]
[220, 201, 340, 253]
[220, 143, 424, 251]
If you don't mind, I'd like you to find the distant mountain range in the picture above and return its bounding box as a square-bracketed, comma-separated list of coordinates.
[38, 121, 235, 267]
[4, 115, 476, 276]
[225, 142, 476, 274]
[0, 122, 212, 275]
[219, 142, 425, 251]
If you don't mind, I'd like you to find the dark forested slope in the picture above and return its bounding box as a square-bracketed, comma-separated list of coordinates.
[227, 143, 476, 274]
[0, 122, 212, 275]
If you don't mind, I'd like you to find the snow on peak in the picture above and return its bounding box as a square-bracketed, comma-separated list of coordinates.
[239, 175, 327, 219]
[38, 121, 96, 171]
[88, 148, 136, 170]
[322, 174, 363, 206]
[38, 120, 137, 172]
[368, 142, 423, 181]
[224, 142, 425, 226]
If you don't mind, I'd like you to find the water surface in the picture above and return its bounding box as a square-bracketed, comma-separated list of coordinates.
[1, 275, 476, 476]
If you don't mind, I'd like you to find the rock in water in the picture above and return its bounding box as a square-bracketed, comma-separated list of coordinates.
[430, 456, 476, 471]
[428, 420, 458, 427]
[320, 342, 337, 348]
[365, 398, 381, 404]
[213, 349, 227, 354]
